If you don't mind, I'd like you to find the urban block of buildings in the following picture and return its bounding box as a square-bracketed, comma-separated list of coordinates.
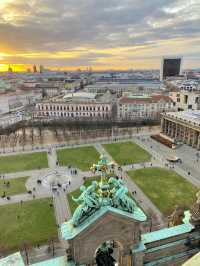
[0, 62, 200, 129]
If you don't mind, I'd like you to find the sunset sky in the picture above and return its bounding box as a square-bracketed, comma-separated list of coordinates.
[0, 0, 200, 71]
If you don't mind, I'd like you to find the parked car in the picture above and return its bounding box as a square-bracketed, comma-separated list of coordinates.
[166, 156, 182, 163]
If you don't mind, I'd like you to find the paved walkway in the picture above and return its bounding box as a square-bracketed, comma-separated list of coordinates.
[133, 137, 200, 188]
[47, 148, 58, 169]
[0, 192, 51, 206]
[53, 191, 69, 226]
[3, 168, 49, 180]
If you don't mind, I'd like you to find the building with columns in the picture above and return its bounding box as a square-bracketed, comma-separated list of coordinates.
[34, 92, 113, 120]
[161, 111, 200, 150]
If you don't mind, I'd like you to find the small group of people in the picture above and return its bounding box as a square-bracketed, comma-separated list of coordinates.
[1, 191, 11, 200]
[1, 180, 11, 199]
[52, 179, 71, 195]
[0, 174, 5, 179]
[165, 163, 175, 169]
[68, 165, 78, 175]
[2, 180, 10, 187]
[70, 169, 77, 175]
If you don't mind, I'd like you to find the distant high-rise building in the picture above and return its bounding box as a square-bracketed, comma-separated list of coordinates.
[33, 65, 37, 73]
[160, 57, 182, 81]
[8, 65, 13, 73]
[39, 65, 44, 73]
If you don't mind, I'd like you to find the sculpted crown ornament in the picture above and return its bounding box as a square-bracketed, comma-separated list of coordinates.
[71, 154, 136, 227]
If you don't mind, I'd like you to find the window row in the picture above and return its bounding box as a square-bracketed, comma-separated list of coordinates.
[37, 112, 109, 117]
[37, 105, 109, 112]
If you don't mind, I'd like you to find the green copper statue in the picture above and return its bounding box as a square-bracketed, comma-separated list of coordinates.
[71, 155, 137, 227]
[72, 181, 100, 226]
[109, 177, 136, 213]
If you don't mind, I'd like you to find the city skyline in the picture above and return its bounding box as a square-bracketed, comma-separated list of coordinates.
[0, 0, 200, 71]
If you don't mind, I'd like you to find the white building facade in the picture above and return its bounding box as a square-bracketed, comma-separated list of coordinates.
[118, 95, 175, 120]
[34, 101, 112, 119]
[0, 114, 23, 128]
[161, 111, 200, 149]
[169, 90, 200, 111]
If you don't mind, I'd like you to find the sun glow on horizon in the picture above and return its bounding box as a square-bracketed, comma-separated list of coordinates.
[0, 64, 32, 72]
[0, 1, 200, 70]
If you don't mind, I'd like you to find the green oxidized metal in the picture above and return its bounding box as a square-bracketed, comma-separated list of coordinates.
[71, 155, 138, 227]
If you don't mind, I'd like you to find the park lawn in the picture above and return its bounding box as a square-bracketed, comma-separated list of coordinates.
[67, 176, 100, 214]
[0, 198, 57, 251]
[0, 176, 28, 196]
[57, 146, 100, 171]
[103, 141, 151, 165]
[0, 152, 48, 173]
[127, 167, 198, 215]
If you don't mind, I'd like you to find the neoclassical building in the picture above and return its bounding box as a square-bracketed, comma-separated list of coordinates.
[161, 111, 200, 149]
[34, 92, 113, 120]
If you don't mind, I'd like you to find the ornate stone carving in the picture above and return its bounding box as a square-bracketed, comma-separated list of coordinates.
[168, 205, 184, 227]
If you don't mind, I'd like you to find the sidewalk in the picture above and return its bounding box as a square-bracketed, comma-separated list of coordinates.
[133, 137, 200, 188]
[0, 192, 51, 206]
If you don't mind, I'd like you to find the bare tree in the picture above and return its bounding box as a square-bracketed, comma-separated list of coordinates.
[48, 237, 57, 257]
[38, 125, 43, 145]
[30, 127, 34, 149]
[21, 241, 32, 265]
[0, 244, 8, 257]
[22, 127, 26, 151]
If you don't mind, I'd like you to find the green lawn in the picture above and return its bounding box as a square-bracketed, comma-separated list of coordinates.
[0, 176, 28, 196]
[57, 146, 100, 171]
[128, 167, 198, 215]
[0, 198, 57, 250]
[103, 141, 151, 165]
[67, 176, 100, 214]
[0, 152, 48, 173]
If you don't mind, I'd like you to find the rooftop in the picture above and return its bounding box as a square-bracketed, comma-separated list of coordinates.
[63, 92, 97, 100]
[165, 110, 200, 125]
[31, 256, 74, 266]
[0, 252, 25, 266]
[61, 205, 147, 240]
[119, 94, 172, 104]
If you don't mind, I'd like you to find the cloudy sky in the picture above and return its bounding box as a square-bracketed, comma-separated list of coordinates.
[0, 0, 200, 71]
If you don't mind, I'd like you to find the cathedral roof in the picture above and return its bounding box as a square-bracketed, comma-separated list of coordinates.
[61, 205, 147, 240]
